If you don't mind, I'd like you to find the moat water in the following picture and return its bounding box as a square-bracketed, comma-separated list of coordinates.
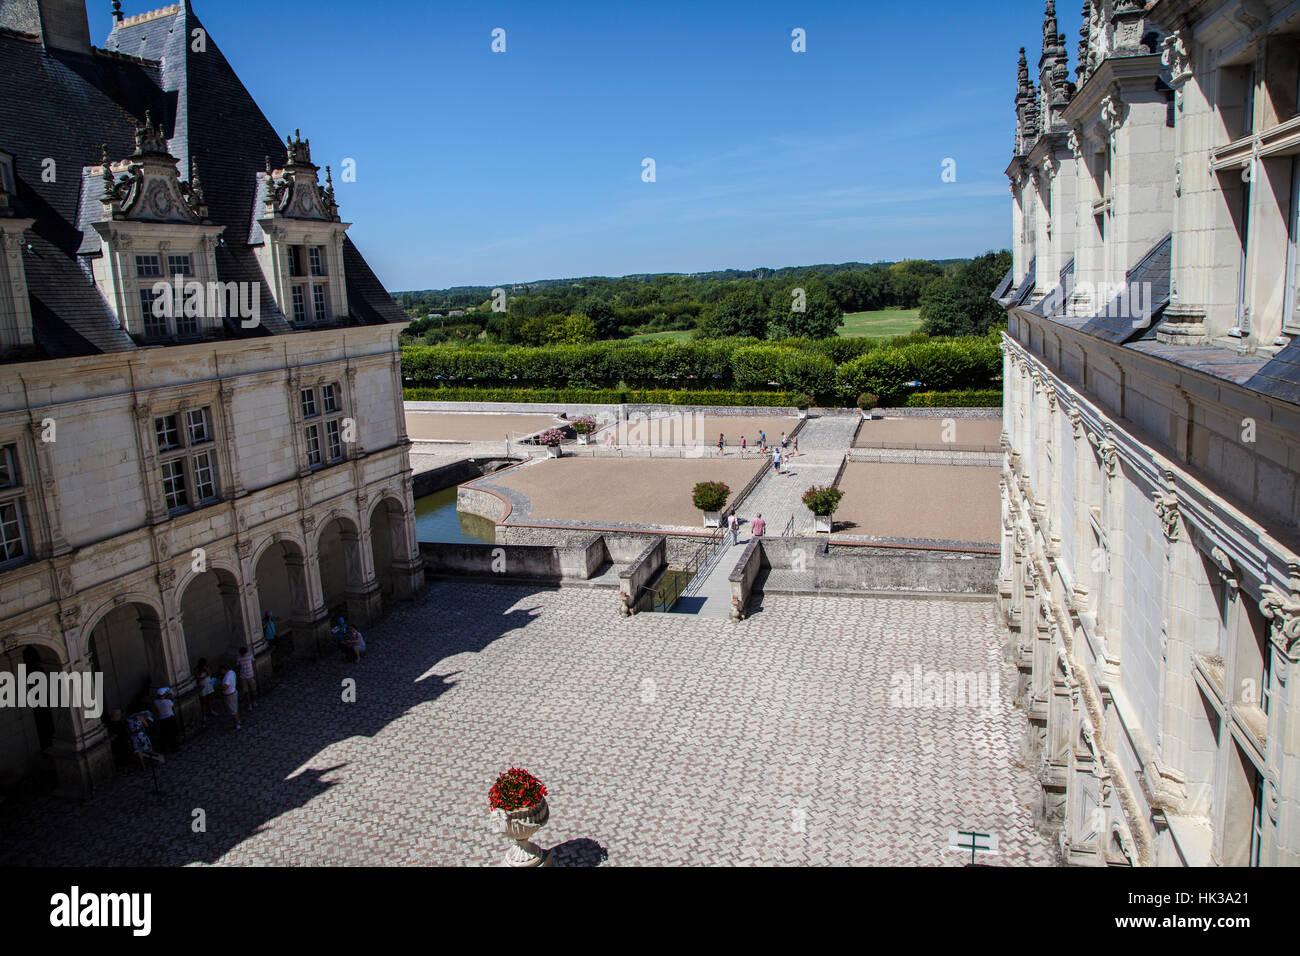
[413, 486, 497, 544]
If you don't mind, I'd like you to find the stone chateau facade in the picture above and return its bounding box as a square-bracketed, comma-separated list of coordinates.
[0, 1, 422, 798]
[999, 0, 1300, 865]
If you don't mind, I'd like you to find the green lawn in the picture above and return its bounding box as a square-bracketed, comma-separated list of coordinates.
[836, 308, 923, 338]
[624, 308, 922, 343]
[626, 328, 694, 342]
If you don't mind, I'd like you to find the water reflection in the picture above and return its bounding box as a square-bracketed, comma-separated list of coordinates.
[414, 486, 498, 544]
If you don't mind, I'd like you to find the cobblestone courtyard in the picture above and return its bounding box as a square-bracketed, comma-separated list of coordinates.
[1, 583, 1056, 867]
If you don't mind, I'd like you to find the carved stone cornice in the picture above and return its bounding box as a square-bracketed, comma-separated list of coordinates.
[1210, 547, 1238, 590]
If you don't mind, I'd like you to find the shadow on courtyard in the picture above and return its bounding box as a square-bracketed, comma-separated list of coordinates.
[0, 583, 551, 867]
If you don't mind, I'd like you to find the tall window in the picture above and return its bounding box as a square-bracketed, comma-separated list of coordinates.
[309, 246, 325, 276]
[288, 246, 304, 278]
[292, 286, 307, 325]
[1249, 771, 1265, 866]
[301, 384, 346, 468]
[312, 284, 328, 324]
[0, 444, 30, 568]
[139, 287, 167, 339]
[1286, 157, 1300, 333]
[154, 408, 218, 513]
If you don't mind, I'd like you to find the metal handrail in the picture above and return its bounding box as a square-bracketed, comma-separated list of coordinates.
[781, 514, 796, 537]
[658, 527, 730, 611]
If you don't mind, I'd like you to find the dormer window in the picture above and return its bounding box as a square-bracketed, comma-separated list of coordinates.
[292, 286, 307, 325]
[309, 246, 324, 276]
[288, 246, 304, 277]
[167, 254, 191, 276]
[313, 284, 328, 323]
[135, 254, 162, 277]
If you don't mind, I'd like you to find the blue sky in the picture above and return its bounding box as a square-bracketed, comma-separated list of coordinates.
[91, 1, 1076, 290]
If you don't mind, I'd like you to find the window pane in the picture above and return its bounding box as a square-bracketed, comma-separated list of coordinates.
[313, 284, 327, 323]
[322, 384, 339, 414]
[0, 501, 26, 562]
[193, 452, 216, 502]
[292, 286, 306, 324]
[140, 287, 168, 338]
[135, 254, 161, 277]
[161, 458, 188, 510]
[187, 408, 212, 445]
[0, 445, 17, 488]
[288, 246, 303, 277]
[155, 415, 181, 451]
[301, 388, 317, 418]
[305, 424, 322, 466]
[167, 254, 192, 276]
[326, 418, 343, 461]
[309, 247, 324, 276]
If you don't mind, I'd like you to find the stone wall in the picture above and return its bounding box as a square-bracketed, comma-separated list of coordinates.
[758, 536, 997, 594]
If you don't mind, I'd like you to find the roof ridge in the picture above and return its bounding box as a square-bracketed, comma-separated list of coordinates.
[0, 26, 40, 42]
[92, 46, 159, 66]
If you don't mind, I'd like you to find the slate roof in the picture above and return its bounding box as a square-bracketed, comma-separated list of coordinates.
[0, 3, 404, 363]
[1077, 234, 1171, 343]
[1244, 337, 1300, 405]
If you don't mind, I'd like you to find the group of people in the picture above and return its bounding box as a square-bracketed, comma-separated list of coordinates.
[725, 511, 767, 542]
[332, 616, 367, 662]
[716, 430, 798, 461]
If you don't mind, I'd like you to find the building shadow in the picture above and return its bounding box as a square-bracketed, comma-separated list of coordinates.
[0, 582, 561, 866]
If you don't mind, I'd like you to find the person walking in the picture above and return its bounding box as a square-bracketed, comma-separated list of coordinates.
[772, 447, 781, 474]
[780, 431, 786, 449]
[717, 433, 725, 454]
[237, 646, 258, 709]
[220, 663, 240, 730]
[727, 511, 740, 542]
[759, 430, 766, 451]
[752, 513, 767, 537]
[153, 687, 179, 753]
[740, 435, 747, 454]
[792, 434, 799, 457]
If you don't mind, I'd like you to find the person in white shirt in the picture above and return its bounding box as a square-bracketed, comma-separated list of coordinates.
[236, 647, 258, 710]
[194, 658, 215, 723]
[220, 664, 240, 730]
[153, 687, 179, 752]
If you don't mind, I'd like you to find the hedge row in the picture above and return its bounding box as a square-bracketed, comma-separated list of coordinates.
[401, 334, 999, 399]
[404, 387, 802, 406]
[903, 390, 1004, 408]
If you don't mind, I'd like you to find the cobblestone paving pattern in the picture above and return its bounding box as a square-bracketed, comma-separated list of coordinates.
[0, 582, 1056, 867]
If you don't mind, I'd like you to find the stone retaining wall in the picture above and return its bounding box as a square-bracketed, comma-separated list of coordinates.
[619, 537, 667, 614]
[758, 536, 996, 594]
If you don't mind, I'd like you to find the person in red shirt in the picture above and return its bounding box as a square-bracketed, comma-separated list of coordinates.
[751, 514, 767, 537]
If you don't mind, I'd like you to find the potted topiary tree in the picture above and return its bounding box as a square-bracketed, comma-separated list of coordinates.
[857, 392, 879, 421]
[571, 415, 597, 445]
[489, 766, 552, 867]
[537, 427, 566, 458]
[692, 480, 731, 528]
[802, 485, 844, 533]
[795, 394, 814, 419]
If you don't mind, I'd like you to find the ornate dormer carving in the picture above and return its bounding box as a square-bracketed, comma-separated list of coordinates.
[1161, 30, 1192, 86]
[261, 130, 340, 224]
[99, 112, 207, 225]
[1111, 0, 1152, 56]
[1100, 91, 1124, 141]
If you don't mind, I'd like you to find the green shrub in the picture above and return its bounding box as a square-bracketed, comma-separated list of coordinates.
[904, 389, 1003, 407]
[403, 387, 801, 406]
[692, 481, 731, 512]
[801, 485, 845, 516]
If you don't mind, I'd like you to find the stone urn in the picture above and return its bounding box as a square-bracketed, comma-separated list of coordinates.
[494, 799, 553, 867]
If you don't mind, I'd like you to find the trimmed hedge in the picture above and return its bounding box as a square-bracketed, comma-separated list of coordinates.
[402, 333, 999, 402]
[903, 389, 1003, 408]
[404, 387, 801, 406]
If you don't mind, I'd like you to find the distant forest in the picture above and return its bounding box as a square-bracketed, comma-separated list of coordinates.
[392, 252, 1011, 345]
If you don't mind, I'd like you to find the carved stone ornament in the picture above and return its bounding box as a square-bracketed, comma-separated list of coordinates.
[303, 513, 316, 532]
[1161, 31, 1192, 85]
[1097, 439, 1119, 477]
[158, 567, 176, 590]
[1152, 494, 1180, 541]
[1100, 93, 1123, 138]
[1068, 407, 1084, 438]
[1259, 586, 1300, 659]
[1067, 128, 1081, 159]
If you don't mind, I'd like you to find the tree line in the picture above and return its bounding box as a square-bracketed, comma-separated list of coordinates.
[395, 251, 1011, 345]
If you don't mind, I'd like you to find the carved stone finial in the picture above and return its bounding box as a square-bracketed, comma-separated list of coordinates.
[112, 0, 123, 23]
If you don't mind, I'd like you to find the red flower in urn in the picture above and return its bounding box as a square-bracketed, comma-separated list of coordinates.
[489, 767, 548, 812]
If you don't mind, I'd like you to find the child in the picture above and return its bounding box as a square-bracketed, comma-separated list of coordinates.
[194, 658, 214, 723]
[717, 433, 725, 454]
[740, 435, 747, 454]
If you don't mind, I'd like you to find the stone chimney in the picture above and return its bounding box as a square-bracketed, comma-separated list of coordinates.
[36, 0, 91, 55]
